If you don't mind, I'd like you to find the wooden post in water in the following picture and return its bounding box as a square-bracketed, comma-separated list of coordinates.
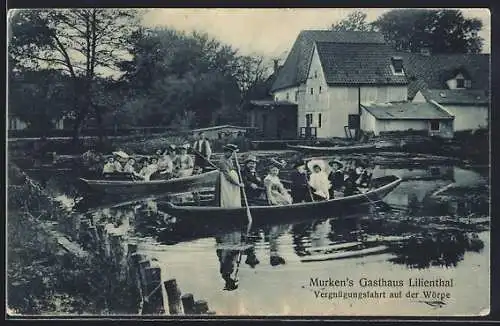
[164, 279, 183, 315]
[79, 219, 91, 249]
[71, 214, 81, 241]
[142, 267, 165, 315]
[193, 300, 209, 315]
[87, 225, 98, 250]
[181, 293, 195, 315]
[128, 252, 144, 286]
[96, 223, 106, 255]
[138, 260, 151, 294]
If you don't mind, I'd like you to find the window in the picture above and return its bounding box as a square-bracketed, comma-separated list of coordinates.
[310, 88, 314, 95]
[319, 86, 322, 94]
[314, 70, 318, 79]
[391, 56, 404, 74]
[430, 120, 440, 131]
[464, 80, 472, 88]
[294, 91, 298, 102]
[306, 113, 313, 127]
[286, 92, 289, 100]
[318, 113, 322, 128]
[456, 78, 465, 89]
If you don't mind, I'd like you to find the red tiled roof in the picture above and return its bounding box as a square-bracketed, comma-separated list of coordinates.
[315, 42, 408, 85]
[270, 30, 386, 92]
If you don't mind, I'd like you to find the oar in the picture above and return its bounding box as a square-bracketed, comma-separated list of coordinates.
[232, 151, 254, 284]
[192, 148, 219, 171]
[234, 152, 253, 230]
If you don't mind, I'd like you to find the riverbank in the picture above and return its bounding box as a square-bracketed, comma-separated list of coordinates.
[7, 165, 138, 315]
[8, 129, 488, 166]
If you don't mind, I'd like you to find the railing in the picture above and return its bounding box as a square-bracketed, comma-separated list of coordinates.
[299, 127, 317, 139]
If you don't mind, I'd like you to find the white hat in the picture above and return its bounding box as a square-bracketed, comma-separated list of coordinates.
[112, 151, 129, 159]
[307, 159, 329, 174]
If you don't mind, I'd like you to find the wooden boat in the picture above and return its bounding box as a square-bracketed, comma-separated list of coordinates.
[160, 175, 402, 226]
[287, 143, 377, 153]
[79, 169, 219, 196]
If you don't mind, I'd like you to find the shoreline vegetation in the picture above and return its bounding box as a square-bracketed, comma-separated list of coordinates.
[7, 165, 138, 315]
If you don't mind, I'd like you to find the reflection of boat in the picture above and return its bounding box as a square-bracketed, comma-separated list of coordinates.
[301, 245, 389, 262]
[78, 170, 219, 196]
[287, 143, 377, 153]
[161, 176, 402, 225]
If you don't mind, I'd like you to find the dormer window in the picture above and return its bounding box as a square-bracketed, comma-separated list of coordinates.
[391, 56, 404, 75]
[456, 77, 465, 89]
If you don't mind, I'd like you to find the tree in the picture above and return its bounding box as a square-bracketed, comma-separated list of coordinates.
[9, 9, 143, 141]
[371, 9, 483, 53]
[8, 69, 75, 134]
[118, 27, 261, 129]
[331, 10, 374, 32]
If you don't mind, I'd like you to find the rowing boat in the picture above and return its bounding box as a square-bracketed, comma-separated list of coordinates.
[79, 169, 219, 196]
[160, 175, 402, 226]
[287, 143, 377, 153]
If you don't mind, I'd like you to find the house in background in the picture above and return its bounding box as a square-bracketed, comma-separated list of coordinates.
[269, 30, 408, 139]
[401, 52, 490, 132]
[360, 101, 454, 138]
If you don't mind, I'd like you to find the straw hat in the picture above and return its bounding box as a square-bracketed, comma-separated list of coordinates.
[223, 144, 239, 152]
[269, 158, 287, 169]
[307, 159, 327, 173]
[244, 154, 258, 164]
[328, 159, 344, 169]
[112, 151, 129, 159]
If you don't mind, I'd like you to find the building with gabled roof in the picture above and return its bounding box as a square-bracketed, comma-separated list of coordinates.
[270, 30, 409, 138]
[405, 52, 490, 132]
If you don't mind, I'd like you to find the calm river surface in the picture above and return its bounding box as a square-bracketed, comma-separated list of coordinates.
[22, 154, 490, 316]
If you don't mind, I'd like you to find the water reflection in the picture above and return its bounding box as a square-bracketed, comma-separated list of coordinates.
[21, 160, 490, 297]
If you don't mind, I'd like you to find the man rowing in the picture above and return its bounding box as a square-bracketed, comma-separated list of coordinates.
[241, 154, 265, 203]
[214, 144, 243, 208]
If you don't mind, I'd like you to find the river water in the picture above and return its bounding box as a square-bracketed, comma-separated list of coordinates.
[20, 154, 490, 316]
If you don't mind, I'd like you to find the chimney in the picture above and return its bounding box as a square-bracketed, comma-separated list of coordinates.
[273, 59, 279, 74]
[420, 47, 431, 56]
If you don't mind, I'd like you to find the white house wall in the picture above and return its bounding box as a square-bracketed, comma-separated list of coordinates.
[298, 44, 410, 138]
[376, 120, 429, 135]
[360, 107, 378, 135]
[444, 105, 488, 131]
[273, 87, 299, 103]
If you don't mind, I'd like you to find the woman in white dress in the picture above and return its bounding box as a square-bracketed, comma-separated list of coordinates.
[263, 159, 292, 206]
[308, 163, 331, 201]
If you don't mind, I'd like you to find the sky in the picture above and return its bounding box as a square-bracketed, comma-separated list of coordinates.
[142, 8, 491, 61]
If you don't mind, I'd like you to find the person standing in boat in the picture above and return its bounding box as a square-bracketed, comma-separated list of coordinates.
[175, 144, 194, 177]
[308, 161, 331, 201]
[214, 144, 243, 208]
[290, 160, 313, 203]
[264, 159, 293, 206]
[241, 154, 265, 203]
[192, 132, 212, 171]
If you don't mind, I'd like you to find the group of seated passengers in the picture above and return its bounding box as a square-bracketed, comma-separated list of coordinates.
[101, 143, 200, 181]
[241, 156, 374, 205]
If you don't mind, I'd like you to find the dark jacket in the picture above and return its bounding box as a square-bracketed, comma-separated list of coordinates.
[241, 167, 264, 198]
